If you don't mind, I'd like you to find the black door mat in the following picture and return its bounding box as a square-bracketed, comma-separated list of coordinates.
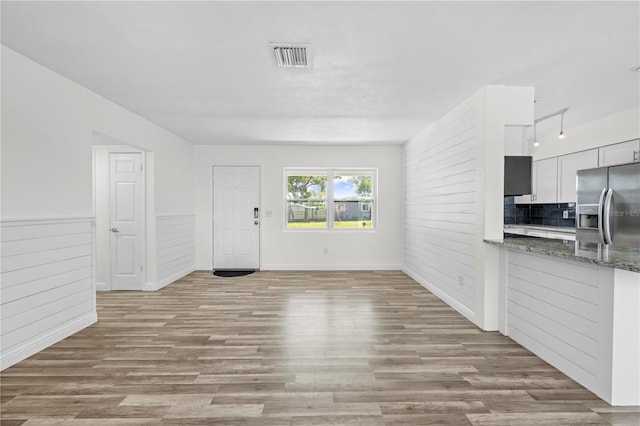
[213, 270, 255, 277]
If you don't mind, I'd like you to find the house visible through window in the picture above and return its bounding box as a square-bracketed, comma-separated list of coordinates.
[286, 169, 376, 230]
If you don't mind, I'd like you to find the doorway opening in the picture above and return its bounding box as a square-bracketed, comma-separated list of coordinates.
[93, 139, 149, 291]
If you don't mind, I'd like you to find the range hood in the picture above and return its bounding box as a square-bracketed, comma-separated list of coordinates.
[504, 156, 532, 196]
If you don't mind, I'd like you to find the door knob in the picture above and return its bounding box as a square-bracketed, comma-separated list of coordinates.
[110, 227, 120, 233]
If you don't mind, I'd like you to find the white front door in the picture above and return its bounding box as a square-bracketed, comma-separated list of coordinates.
[110, 153, 145, 290]
[213, 166, 260, 269]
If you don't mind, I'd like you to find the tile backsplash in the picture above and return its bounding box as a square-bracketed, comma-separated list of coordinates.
[504, 197, 576, 228]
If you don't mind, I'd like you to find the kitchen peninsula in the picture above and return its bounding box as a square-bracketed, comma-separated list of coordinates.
[486, 236, 640, 406]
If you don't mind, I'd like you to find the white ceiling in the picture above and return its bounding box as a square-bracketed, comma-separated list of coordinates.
[2, 1, 638, 145]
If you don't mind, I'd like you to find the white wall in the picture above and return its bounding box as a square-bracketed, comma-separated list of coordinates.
[532, 106, 640, 160]
[2, 46, 195, 286]
[1, 46, 194, 219]
[403, 85, 534, 330]
[193, 145, 404, 270]
[1, 47, 196, 368]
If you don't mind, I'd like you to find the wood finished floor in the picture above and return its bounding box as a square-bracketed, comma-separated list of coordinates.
[1, 270, 639, 425]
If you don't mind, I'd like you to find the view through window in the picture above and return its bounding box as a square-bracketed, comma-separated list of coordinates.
[286, 169, 376, 230]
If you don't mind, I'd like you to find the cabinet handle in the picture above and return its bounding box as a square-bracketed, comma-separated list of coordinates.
[634, 150, 639, 162]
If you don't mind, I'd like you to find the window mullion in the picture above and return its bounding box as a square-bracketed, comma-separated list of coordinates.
[327, 168, 334, 230]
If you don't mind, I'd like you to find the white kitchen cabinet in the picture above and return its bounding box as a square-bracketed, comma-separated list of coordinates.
[530, 157, 558, 204]
[513, 164, 534, 204]
[513, 139, 639, 205]
[514, 157, 558, 204]
[598, 139, 640, 167]
[557, 149, 599, 203]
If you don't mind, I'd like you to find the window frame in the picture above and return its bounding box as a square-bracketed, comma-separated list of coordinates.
[284, 167, 377, 232]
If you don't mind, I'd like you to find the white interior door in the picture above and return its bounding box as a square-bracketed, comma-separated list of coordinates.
[110, 153, 145, 290]
[213, 166, 260, 269]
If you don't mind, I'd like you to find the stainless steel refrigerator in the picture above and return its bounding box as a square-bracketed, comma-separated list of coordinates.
[576, 162, 640, 248]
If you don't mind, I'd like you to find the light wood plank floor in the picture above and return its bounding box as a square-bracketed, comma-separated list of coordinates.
[2, 271, 639, 425]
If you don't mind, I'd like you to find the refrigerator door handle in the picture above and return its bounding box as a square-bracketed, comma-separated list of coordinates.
[603, 188, 614, 245]
[597, 188, 607, 244]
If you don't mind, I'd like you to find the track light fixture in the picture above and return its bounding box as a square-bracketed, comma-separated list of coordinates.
[528, 107, 569, 147]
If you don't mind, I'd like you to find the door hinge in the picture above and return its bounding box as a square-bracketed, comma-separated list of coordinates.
[140, 265, 144, 272]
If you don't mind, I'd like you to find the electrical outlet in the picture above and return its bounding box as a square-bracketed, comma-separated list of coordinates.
[323, 248, 329, 255]
[563, 210, 569, 219]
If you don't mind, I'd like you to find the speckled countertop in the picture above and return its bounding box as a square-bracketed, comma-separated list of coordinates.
[485, 237, 640, 273]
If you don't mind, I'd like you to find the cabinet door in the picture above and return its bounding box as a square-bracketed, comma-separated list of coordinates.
[533, 157, 558, 204]
[514, 158, 534, 204]
[598, 139, 640, 167]
[557, 149, 599, 203]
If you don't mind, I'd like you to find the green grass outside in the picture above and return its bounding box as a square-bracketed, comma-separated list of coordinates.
[287, 220, 372, 229]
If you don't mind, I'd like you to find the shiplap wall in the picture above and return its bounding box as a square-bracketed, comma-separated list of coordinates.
[0, 218, 97, 370]
[404, 108, 478, 318]
[154, 215, 195, 290]
[505, 250, 614, 401]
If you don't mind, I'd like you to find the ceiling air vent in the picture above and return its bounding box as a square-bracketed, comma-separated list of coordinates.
[271, 44, 309, 68]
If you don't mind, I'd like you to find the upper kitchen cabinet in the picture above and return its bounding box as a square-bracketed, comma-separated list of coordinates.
[557, 149, 599, 203]
[514, 158, 558, 204]
[531, 157, 558, 204]
[598, 139, 640, 167]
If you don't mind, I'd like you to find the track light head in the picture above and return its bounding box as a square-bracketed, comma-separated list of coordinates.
[558, 111, 566, 139]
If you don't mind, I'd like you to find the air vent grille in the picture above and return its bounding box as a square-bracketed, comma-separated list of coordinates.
[271, 44, 308, 68]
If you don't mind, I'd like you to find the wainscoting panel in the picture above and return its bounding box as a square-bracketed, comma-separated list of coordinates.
[155, 215, 195, 290]
[506, 250, 615, 401]
[0, 218, 97, 370]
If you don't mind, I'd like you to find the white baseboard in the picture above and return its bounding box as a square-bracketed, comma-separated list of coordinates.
[1, 312, 97, 371]
[195, 263, 211, 271]
[403, 265, 476, 324]
[95, 282, 110, 291]
[144, 266, 196, 291]
[260, 264, 402, 271]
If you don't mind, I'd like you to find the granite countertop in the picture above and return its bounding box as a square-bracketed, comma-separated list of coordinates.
[504, 224, 576, 234]
[485, 237, 640, 273]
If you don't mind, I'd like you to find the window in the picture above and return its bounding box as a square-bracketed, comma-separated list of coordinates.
[286, 171, 328, 229]
[286, 168, 376, 230]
